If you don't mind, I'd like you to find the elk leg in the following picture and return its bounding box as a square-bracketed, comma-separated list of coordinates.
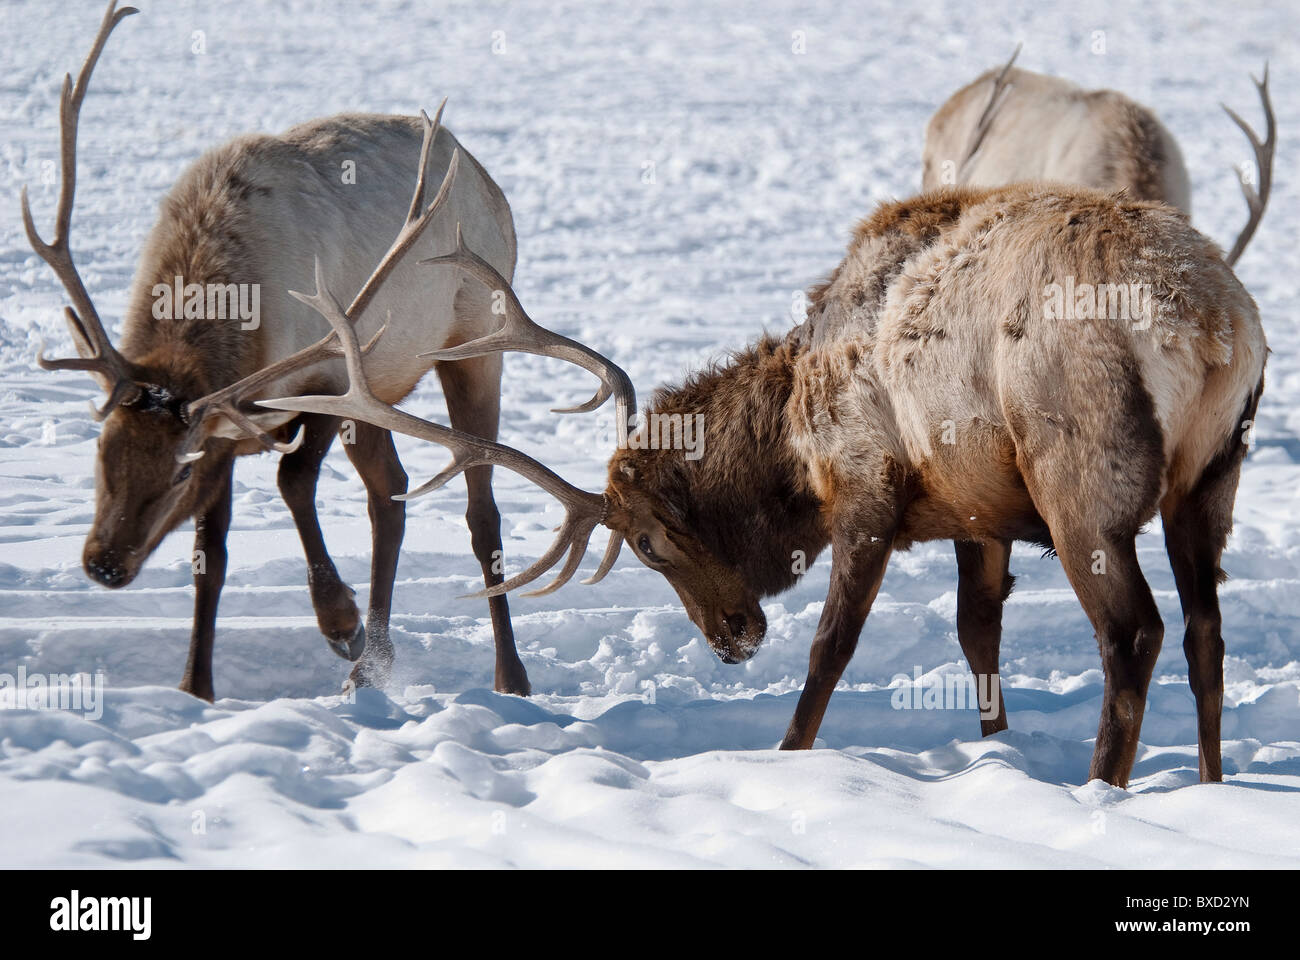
[340, 423, 407, 690]
[1013, 370, 1166, 786]
[1162, 501, 1227, 784]
[180, 458, 233, 702]
[954, 538, 1012, 736]
[1048, 529, 1163, 787]
[780, 522, 895, 750]
[436, 353, 530, 696]
[278, 413, 364, 661]
[1161, 420, 1256, 782]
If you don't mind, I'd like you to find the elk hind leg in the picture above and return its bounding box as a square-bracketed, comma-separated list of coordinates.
[1023, 476, 1164, 787]
[1161, 405, 1257, 782]
[1014, 360, 1167, 786]
[954, 538, 1013, 736]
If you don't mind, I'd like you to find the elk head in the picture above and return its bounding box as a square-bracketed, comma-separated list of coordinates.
[602, 458, 769, 663]
[79, 370, 259, 588]
[24, 2, 298, 588]
[600, 338, 829, 664]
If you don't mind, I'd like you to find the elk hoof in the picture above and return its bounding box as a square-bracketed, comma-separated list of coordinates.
[326, 623, 366, 662]
[495, 666, 532, 697]
[178, 677, 215, 703]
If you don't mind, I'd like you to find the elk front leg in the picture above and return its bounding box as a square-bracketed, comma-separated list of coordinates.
[436, 353, 530, 696]
[463, 463, 529, 695]
[780, 515, 897, 750]
[277, 413, 365, 661]
[180, 459, 234, 702]
[341, 422, 407, 690]
[954, 538, 1012, 736]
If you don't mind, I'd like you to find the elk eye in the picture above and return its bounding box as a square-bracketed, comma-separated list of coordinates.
[173, 465, 192, 486]
[637, 535, 659, 561]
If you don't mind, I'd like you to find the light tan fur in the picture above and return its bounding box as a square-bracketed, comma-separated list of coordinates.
[126, 113, 516, 417]
[922, 66, 1191, 213]
[792, 183, 1261, 538]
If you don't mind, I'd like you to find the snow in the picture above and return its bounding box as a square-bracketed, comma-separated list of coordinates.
[1, 0, 1298, 867]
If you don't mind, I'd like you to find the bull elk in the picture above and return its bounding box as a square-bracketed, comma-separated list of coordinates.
[257, 176, 1264, 788]
[922, 47, 1275, 266]
[23, 1, 629, 699]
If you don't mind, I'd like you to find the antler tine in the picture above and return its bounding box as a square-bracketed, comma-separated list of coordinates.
[349, 136, 460, 321]
[487, 503, 627, 598]
[403, 99, 447, 225]
[1222, 64, 1275, 267]
[178, 113, 459, 460]
[258, 258, 614, 597]
[419, 223, 637, 445]
[581, 526, 625, 586]
[469, 513, 602, 599]
[34, 310, 117, 375]
[24, 1, 139, 402]
[87, 377, 144, 422]
[959, 43, 1021, 180]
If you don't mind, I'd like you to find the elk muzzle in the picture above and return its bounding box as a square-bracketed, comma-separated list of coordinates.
[701, 603, 767, 664]
[83, 542, 136, 589]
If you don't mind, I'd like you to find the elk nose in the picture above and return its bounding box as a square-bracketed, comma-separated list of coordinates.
[85, 554, 127, 588]
[723, 613, 747, 639]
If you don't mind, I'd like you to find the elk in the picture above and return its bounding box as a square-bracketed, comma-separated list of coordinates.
[922, 47, 1275, 266]
[605, 182, 1266, 787]
[23, 1, 629, 700]
[258, 177, 1265, 788]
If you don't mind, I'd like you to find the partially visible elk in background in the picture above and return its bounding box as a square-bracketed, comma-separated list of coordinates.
[922, 47, 1275, 265]
[23, 1, 629, 700]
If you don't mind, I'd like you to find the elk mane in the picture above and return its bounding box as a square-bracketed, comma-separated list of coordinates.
[120, 141, 269, 393]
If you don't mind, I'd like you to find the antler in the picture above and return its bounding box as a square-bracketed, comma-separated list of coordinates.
[958, 44, 1021, 181]
[420, 224, 637, 445]
[1222, 64, 1275, 267]
[257, 259, 624, 597]
[178, 102, 459, 460]
[23, 0, 141, 419]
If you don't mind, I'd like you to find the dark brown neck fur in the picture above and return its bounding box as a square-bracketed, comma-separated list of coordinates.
[632, 334, 830, 596]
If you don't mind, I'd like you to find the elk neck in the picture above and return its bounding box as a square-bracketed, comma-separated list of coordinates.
[117, 160, 266, 399]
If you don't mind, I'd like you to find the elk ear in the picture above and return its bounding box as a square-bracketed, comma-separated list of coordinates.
[204, 408, 298, 442]
[619, 463, 636, 481]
